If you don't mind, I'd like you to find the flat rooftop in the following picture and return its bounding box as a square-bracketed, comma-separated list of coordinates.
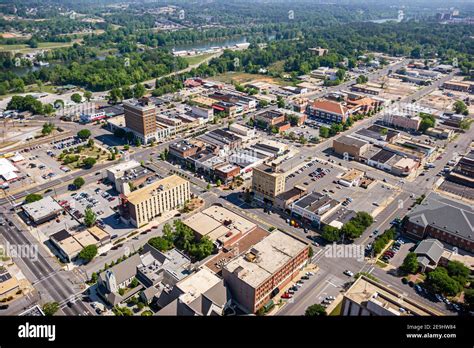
[340, 169, 365, 181]
[107, 160, 141, 175]
[334, 135, 369, 149]
[294, 192, 339, 215]
[126, 175, 188, 205]
[22, 196, 63, 221]
[176, 268, 221, 304]
[183, 205, 256, 240]
[224, 230, 307, 288]
[345, 276, 442, 316]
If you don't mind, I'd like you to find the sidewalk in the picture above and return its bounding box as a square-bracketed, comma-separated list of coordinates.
[267, 263, 319, 316]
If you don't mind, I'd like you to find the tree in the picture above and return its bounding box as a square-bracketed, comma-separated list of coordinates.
[42, 302, 60, 316]
[82, 157, 97, 169]
[41, 123, 55, 136]
[87, 138, 94, 148]
[425, 267, 462, 296]
[84, 207, 97, 227]
[108, 88, 123, 104]
[216, 179, 222, 187]
[78, 245, 98, 263]
[401, 252, 419, 274]
[25, 193, 43, 204]
[446, 261, 470, 286]
[148, 236, 173, 252]
[84, 91, 93, 102]
[305, 304, 327, 316]
[453, 100, 468, 115]
[130, 278, 140, 288]
[321, 225, 341, 242]
[43, 104, 55, 115]
[73, 177, 85, 189]
[77, 129, 92, 139]
[418, 113, 436, 133]
[319, 126, 330, 138]
[464, 289, 474, 310]
[133, 83, 146, 98]
[71, 93, 82, 104]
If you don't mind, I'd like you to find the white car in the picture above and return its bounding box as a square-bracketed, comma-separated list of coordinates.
[343, 270, 354, 277]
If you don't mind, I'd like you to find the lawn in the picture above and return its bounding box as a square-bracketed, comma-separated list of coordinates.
[212, 72, 286, 86]
[0, 41, 76, 53]
[61, 146, 109, 170]
[183, 53, 216, 66]
[329, 301, 342, 316]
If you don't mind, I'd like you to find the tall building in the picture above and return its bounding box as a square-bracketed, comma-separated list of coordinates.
[119, 175, 190, 227]
[252, 163, 286, 205]
[123, 98, 157, 144]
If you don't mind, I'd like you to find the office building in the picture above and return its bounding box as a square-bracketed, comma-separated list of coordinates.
[123, 98, 158, 144]
[252, 163, 287, 204]
[119, 175, 190, 227]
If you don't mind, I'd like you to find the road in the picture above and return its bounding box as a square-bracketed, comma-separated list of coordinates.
[0, 212, 93, 315]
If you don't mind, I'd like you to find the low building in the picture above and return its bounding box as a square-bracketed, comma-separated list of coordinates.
[0, 268, 20, 297]
[229, 123, 256, 138]
[222, 230, 309, 313]
[414, 239, 444, 272]
[119, 175, 190, 227]
[168, 140, 204, 163]
[214, 163, 241, 183]
[332, 135, 371, 161]
[350, 84, 381, 95]
[338, 169, 364, 187]
[49, 229, 83, 262]
[156, 268, 228, 316]
[115, 166, 157, 195]
[290, 192, 340, 228]
[22, 196, 63, 225]
[183, 205, 257, 249]
[274, 186, 307, 211]
[0, 158, 19, 182]
[425, 127, 453, 139]
[306, 99, 350, 124]
[342, 276, 442, 316]
[442, 81, 473, 93]
[88, 226, 110, 246]
[308, 47, 328, 56]
[404, 192, 474, 253]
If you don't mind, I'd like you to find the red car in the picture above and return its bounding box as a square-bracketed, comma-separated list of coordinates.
[281, 293, 292, 299]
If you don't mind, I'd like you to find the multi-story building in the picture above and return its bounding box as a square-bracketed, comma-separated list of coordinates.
[332, 135, 371, 161]
[404, 192, 474, 253]
[123, 98, 158, 144]
[306, 99, 350, 124]
[252, 163, 287, 205]
[342, 276, 442, 316]
[382, 113, 422, 132]
[119, 175, 190, 227]
[222, 230, 309, 313]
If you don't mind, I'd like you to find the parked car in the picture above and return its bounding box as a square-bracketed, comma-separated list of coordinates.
[343, 270, 354, 277]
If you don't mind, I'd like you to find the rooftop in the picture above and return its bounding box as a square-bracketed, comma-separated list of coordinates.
[107, 160, 141, 175]
[310, 99, 348, 115]
[22, 196, 63, 221]
[224, 230, 307, 288]
[125, 175, 188, 205]
[334, 135, 369, 149]
[345, 276, 442, 316]
[176, 268, 221, 304]
[293, 192, 339, 215]
[407, 192, 474, 243]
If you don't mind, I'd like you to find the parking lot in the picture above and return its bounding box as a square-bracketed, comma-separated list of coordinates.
[55, 182, 134, 238]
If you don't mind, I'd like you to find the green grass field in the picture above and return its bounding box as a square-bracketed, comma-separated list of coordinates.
[183, 53, 217, 66]
[0, 41, 75, 53]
